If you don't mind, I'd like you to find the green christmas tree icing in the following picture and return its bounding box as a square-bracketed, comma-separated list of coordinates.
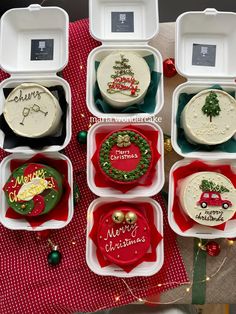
[202, 91, 221, 122]
[199, 179, 229, 193]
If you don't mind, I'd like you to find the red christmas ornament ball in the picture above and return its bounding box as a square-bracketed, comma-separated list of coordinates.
[163, 58, 177, 78]
[206, 241, 221, 257]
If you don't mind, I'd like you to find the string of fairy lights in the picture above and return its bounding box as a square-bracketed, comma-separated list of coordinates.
[97, 238, 234, 308]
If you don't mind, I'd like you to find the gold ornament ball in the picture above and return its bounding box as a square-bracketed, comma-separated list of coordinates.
[164, 138, 173, 153]
[125, 212, 137, 224]
[112, 211, 125, 224]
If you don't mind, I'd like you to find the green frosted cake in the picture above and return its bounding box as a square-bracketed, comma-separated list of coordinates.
[3, 163, 63, 216]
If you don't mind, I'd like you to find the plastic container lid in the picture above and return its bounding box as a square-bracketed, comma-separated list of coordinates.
[176, 8, 236, 80]
[0, 4, 69, 74]
[89, 0, 159, 43]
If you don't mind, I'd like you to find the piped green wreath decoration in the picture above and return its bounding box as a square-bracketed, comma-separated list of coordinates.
[99, 130, 152, 182]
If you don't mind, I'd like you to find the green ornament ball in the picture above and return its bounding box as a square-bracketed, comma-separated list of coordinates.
[77, 130, 88, 144]
[47, 250, 62, 266]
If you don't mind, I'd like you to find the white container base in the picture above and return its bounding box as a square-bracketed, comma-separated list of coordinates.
[0, 152, 74, 231]
[87, 121, 164, 198]
[168, 159, 236, 239]
[86, 197, 164, 278]
[0, 5, 71, 153]
[172, 8, 236, 160]
[87, 0, 164, 119]
[87, 46, 164, 119]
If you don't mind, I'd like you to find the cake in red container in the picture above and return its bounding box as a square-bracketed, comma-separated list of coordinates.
[97, 205, 151, 266]
[98, 129, 153, 184]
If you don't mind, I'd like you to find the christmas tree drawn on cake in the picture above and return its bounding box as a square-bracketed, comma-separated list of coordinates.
[107, 54, 140, 97]
[197, 179, 232, 209]
[202, 91, 221, 122]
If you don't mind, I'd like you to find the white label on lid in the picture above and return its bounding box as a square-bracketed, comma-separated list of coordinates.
[111, 12, 134, 33]
[31, 39, 54, 61]
[192, 43, 216, 67]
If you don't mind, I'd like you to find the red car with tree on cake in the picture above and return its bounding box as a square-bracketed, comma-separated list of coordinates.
[197, 191, 232, 209]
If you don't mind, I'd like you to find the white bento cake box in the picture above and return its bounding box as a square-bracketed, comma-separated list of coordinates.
[0, 152, 74, 231]
[86, 0, 164, 118]
[172, 8, 236, 159]
[0, 4, 72, 153]
[168, 159, 236, 239]
[87, 121, 165, 198]
[86, 197, 164, 278]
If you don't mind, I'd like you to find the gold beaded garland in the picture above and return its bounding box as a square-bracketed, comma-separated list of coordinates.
[112, 211, 125, 224]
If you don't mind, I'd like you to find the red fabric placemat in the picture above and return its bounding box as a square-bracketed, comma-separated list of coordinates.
[0, 19, 188, 314]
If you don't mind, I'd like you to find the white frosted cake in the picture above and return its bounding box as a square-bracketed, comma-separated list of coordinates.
[181, 89, 236, 145]
[97, 52, 151, 108]
[3, 83, 62, 138]
[179, 172, 236, 227]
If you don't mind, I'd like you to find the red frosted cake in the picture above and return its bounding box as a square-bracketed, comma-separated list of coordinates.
[98, 129, 153, 184]
[97, 206, 151, 266]
[3, 163, 63, 217]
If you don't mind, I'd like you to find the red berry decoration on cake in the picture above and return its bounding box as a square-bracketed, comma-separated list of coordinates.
[97, 206, 151, 266]
[3, 163, 63, 216]
[98, 129, 153, 184]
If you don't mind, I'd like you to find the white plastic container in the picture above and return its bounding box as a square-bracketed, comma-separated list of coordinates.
[87, 121, 164, 198]
[86, 197, 164, 277]
[0, 5, 71, 153]
[168, 159, 236, 239]
[86, 0, 164, 119]
[0, 152, 74, 231]
[172, 8, 236, 159]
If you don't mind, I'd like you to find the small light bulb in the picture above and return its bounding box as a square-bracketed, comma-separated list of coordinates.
[206, 277, 210, 281]
[115, 296, 120, 302]
[138, 298, 143, 302]
[228, 240, 234, 246]
[186, 288, 190, 292]
[158, 284, 162, 287]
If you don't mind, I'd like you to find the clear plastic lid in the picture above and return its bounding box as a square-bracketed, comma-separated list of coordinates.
[176, 8, 236, 80]
[0, 5, 69, 74]
[89, 0, 159, 43]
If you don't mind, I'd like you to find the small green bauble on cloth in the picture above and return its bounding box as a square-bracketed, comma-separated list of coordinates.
[47, 249, 62, 266]
[77, 130, 88, 144]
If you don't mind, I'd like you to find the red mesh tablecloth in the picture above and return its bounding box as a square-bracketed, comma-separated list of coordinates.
[0, 19, 188, 314]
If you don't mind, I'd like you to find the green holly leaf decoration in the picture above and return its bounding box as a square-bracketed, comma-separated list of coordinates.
[199, 179, 229, 193]
[202, 91, 221, 122]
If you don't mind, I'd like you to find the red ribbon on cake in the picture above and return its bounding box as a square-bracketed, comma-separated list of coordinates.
[5, 153, 71, 228]
[172, 160, 236, 232]
[92, 125, 161, 193]
[89, 201, 163, 273]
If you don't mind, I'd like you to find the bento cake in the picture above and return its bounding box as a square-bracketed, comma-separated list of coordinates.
[181, 89, 236, 145]
[3, 83, 62, 138]
[99, 129, 153, 184]
[179, 172, 236, 227]
[3, 163, 63, 216]
[97, 206, 151, 266]
[97, 52, 151, 108]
